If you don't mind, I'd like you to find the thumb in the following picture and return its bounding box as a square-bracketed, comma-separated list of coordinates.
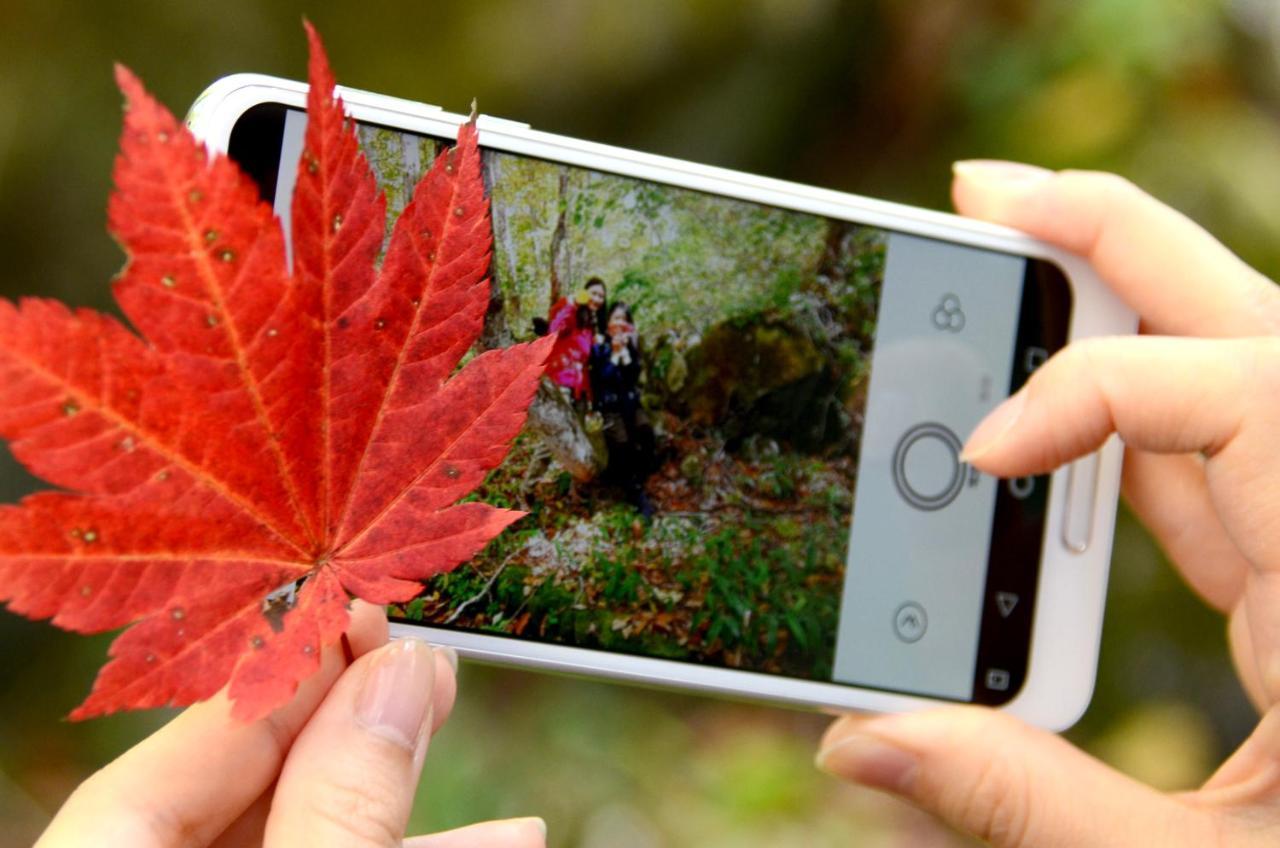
[263, 639, 457, 847]
[816, 707, 1210, 848]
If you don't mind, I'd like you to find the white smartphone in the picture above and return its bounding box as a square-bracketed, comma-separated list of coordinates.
[187, 75, 1135, 730]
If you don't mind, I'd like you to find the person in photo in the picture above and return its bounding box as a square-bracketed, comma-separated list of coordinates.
[590, 301, 657, 516]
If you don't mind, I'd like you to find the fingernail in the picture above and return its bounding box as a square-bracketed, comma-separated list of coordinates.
[436, 645, 459, 672]
[961, 389, 1027, 462]
[953, 159, 1054, 191]
[355, 639, 435, 751]
[816, 732, 918, 794]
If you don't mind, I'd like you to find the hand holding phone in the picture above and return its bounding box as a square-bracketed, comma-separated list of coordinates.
[819, 162, 1280, 848]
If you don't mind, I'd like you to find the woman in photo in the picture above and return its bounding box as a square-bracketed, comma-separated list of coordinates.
[583, 276, 608, 341]
[590, 301, 657, 516]
[541, 277, 608, 404]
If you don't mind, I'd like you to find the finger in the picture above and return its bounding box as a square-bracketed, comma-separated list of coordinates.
[263, 639, 457, 848]
[1243, 575, 1280, 707]
[1228, 604, 1270, 713]
[213, 644, 456, 848]
[963, 335, 1280, 584]
[403, 818, 547, 848]
[345, 601, 393, 656]
[1122, 450, 1250, 611]
[427, 646, 457, 734]
[204, 603, 394, 848]
[816, 708, 1212, 847]
[962, 332, 1280, 704]
[1200, 704, 1280, 798]
[208, 788, 273, 848]
[951, 162, 1280, 337]
[37, 602, 388, 848]
[962, 336, 1256, 475]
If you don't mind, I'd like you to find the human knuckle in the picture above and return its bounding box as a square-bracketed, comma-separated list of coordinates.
[306, 769, 405, 847]
[1029, 340, 1092, 399]
[259, 708, 298, 772]
[950, 747, 1034, 846]
[924, 710, 1037, 845]
[69, 768, 201, 846]
[1066, 169, 1139, 205]
[942, 704, 1002, 738]
[1075, 337, 1132, 399]
[1067, 335, 1111, 367]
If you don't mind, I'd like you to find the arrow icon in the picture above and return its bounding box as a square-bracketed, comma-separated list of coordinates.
[995, 592, 1019, 618]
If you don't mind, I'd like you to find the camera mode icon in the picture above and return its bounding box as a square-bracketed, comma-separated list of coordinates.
[931, 293, 965, 333]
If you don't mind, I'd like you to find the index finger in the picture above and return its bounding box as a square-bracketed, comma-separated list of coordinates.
[951, 161, 1280, 338]
[37, 601, 389, 848]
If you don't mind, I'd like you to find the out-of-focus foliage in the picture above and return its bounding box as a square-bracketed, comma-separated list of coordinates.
[1, 0, 1276, 844]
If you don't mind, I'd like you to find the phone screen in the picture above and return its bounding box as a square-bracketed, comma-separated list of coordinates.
[228, 104, 1070, 705]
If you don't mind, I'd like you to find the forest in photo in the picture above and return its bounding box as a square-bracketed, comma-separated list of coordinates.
[361, 125, 885, 680]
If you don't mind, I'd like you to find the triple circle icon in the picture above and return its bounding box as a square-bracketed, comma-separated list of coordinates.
[892, 422, 965, 511]
[932, 293, 965, 333]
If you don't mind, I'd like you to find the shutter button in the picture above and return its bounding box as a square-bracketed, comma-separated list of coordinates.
[892, 422, 965, 511]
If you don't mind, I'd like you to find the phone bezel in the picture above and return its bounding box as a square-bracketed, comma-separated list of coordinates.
[187, 74, 1135, 730]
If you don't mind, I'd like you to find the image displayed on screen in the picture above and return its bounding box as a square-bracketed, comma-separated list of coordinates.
[247, 106, 1058, 702]
[312, 121, 885, 682]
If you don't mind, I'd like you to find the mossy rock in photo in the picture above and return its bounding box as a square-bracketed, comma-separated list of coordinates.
[677, 315, 853, 453]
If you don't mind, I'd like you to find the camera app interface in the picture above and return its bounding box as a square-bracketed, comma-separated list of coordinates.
[244, 108, 1066, 703]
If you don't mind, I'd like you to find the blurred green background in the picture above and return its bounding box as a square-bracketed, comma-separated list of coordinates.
[1, 0, 1277, 844]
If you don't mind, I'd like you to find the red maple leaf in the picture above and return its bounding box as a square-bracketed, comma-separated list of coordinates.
[0, 23, 551, 721]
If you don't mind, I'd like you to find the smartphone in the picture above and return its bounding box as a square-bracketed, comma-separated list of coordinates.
[188, 75, 1135, 730]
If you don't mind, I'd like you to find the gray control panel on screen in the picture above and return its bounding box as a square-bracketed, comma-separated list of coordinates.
[832, 233, 1024, 701]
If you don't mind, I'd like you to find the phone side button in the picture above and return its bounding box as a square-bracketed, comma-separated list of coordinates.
[1061, 453, 1101, 553]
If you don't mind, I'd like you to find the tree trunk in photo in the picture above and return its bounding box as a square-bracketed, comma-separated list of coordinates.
[817, 218, 855, 286]
[480, 152, 515, 349]
[548, 170, 570, 305]
[526, 379, 608, 482]
[482, 158, 602, 480]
